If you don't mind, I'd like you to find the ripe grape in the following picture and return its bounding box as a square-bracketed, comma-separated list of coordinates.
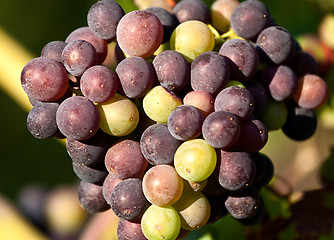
[288, 51, 317, 77]
[219, 38, 259, 82]
[174, 139, 217, 182]
[115, 56, 156, 98]
[202, 111, 241, 149]
[217, 150, 256, 191]
[214, 86, 254, 120]
[170, 20, 215, 62]
[142, 85, 182, 123]
[26, 102, 60, 139]
[104, 139, 148, 179]
[172, 0, 210, 24]
[140, 123, 182, 165]
[141, 205, 181, 240]
[87, 0, 125, 41]
[110, 178, 148, 220]
[41, 41, 67, 63]
[117, 218, 146, 240]
[211, 0, 239, 33]
[152, 50, 190, 91]
[102, 174, 123, 205]
[190, 51, 230, 96]
[80, 65, 118, 103]
[77, 180, 110, 213]
[252, 152, 274, 187]
[56, 96, 100, 140]
[21, 57, 69, 102]
[116, 10, 163, 58]
[183, 90, 214, 118]
[65, 26, 108, 63]
[72, 161, 108, 185]
[230, 0, 270, 40]
[97, 93, 139, 136]
[167, 105, 204, 141]
[142, 165, 183, 206]
[244, 80, 268, 115]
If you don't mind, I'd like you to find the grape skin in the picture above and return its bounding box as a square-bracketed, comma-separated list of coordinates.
[102, 174, 123, 205]
[41, 41, 67, 63]
[72, 161, 108, 185]
[117, 218, 146, 240]
[172, 0, 210, 24]
[183, 90, 214, 118]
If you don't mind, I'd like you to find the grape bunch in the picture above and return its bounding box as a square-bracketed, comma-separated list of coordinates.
[20, 0, 329, 239]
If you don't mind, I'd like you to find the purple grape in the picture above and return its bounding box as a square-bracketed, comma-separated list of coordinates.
[202, 111, 241, 149]
[102, 174, 123, 205]
[230, 0, 270, 40]
[217, 150, 256, 191]
[244, 81, 268, 115]
[41, 41, 67, 62]
[219, 39, 259, 82]
[214, 86, 254, 120]
[288, 51, 317, 77]
[140, 123, 182, 165]
[72, 161, 108, 185]
[80, 65, 118, 103]
[167, 105, 204, 141]
[251, 152, 274, 187]
[21, 57, 69, 102]
[110, 178, 148, 220]
[191, 51, 230, 96]
[117, 218, 146, 240]
[65, 26, 108, 63]
[78, 180, 110, 213]
[172, 0, 210, 24]
[153, 50, 190, 91]
[87, 0, 125, 41]
[56, 96, 100, 140]
[115, 57, 156, 98]
[62, 39, 98, 77]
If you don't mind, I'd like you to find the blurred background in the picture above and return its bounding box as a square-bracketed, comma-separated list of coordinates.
[1, 0, 334, 239]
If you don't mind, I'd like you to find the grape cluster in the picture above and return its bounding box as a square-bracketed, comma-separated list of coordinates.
[20, 0, 329, 239]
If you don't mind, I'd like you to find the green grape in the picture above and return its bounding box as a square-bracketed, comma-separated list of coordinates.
[141, 205, 181, 240]
[173, 183, 211, 230]
[174, 139, 217, 182]
[97, 93, 139, 136]
[143, 85, 182, 123]
[170, 20, 215, 62]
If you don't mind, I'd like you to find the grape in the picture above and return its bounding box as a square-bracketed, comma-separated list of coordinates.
[260, 65, 298, 101]
[187, 179, 207, 192]
[230, 0, 270, 40]
[174, 139, 217, 182]
[116, 10, 163, 58]
[293, 73, 329, 109]
[211, 0, 239, 33]
[115, 56, 156, 98]
[237, 195, 265, 225]
[72, 161, 108, 185]
[142, 85, 182, 124]
[167, 105, 204, 141]
[144, 7, 177, 43]
[170, 20, 215, 62]
[172, 0, 210, 24]
[142, 165, 183, 206]
[97, 93, 139, 136]
[117, 218, 146, 240]
[255, 98, 288, 131]
[244, 81, 268, 115]
[102, 174, 123, 205]
[41, 41, 67, 63]
[77, 180, 110, 213]
[87, 0, 125, 41]
[190, 51, 230, 96]
[214, 86, 254, 120]
[61, 39, 98, 77]
[26, 102, 60, 139]
[224, 187, 261, 219]
[256, 26, 296, 65]
[202, 172, 227, 196]
[110, 178, 148, 220]
[219, 38, 259, 82]
[104, 139, 148, 179]
[202, 111, 241, 149]
[66, 129, 110, 166]
[140, 123, 182, 165]
[21, 57, 69, 102]
[65, 26, 108, 63]
[152, 50, 190, 91]
[231, 116, 268, 152]
[252, 152, 274, 187]
[217, 150, 256, 191]
[56, 96, 100, 140]
[80, 65, 118, 103]
[183, 90, 214, 118]
[288, 51, 317, 77]
[141, 205, 181, 240]
[172, 186, 211, 230]
[282, 102, 317, 141]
